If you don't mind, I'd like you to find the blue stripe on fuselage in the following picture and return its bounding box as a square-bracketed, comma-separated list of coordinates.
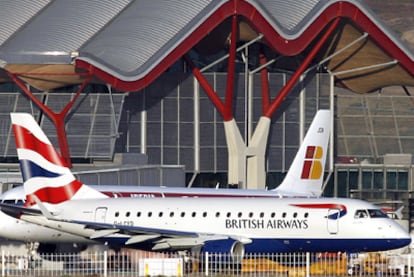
[92, 237, 411, 254]
[243, 238, 411, 253]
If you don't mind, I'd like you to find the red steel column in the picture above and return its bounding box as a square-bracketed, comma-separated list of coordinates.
[7, 72, 92, 167]
[184, 16, 239, 121]
[184, 56, 226, 117]
[223, 15, 238, 121]
[260, 52, 270, 114]
[264, 18, 341, 118]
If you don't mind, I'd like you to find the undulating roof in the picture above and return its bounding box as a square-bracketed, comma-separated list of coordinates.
[0, 0, 413, 94]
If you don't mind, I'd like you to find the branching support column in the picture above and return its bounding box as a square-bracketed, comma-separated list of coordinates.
[188, 17, 340, 189]
[7, 72, 92, 167]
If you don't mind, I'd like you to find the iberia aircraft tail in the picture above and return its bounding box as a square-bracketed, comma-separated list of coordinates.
[10, 113, 107, 207]
[272, 110, 331, 197]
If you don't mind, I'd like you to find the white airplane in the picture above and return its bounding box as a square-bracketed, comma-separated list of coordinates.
[0, 113, 410, 259]
[0, 110, 331, 254]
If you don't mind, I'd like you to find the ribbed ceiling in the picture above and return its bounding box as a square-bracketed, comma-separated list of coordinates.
[0, 0, 412, 94]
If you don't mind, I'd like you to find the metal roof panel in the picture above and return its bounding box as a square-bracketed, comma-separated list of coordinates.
[0, 0, 413, 94]
[0, 0, 130, 64]
[79, 0, 220, 79]
[0, 1, 51, 45]
[250, 0, 321, 35]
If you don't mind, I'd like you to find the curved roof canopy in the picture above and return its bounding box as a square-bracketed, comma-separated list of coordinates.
[0, 0, 413, 93]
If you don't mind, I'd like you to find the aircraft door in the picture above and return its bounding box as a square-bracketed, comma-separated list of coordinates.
[95, 207, 107, 223]
[327, 209, 339, 234]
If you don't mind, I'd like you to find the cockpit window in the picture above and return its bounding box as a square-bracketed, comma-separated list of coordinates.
[368, 209, 388, 218]
[354, 209, 389, 219]
[354, 210, 369, 218]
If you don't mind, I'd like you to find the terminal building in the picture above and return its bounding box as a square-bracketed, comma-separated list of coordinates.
[0, 1, 414, 226]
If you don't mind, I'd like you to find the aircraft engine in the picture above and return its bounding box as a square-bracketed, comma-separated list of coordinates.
[198, 239, 245, 273]
[201, 239, 245, 263]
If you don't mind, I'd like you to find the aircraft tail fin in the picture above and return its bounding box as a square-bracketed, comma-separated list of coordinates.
[273, 110, 331, 197]
[10, 113, 107, 207]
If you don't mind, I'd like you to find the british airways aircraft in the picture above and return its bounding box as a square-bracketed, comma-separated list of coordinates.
[0, 113, 410, 259]
[0, 110, 331, 254]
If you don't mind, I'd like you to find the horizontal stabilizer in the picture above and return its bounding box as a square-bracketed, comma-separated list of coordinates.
[0, 203, 42, 218]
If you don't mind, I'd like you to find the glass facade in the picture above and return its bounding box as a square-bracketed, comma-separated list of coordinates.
[1, 73, 414, 205]
[336, 88, 414, 162]
[118, 72, 332, 180]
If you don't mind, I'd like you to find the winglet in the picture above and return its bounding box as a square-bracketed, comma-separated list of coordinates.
[274, 110, 331, 197]
[10, 113, 108, 207]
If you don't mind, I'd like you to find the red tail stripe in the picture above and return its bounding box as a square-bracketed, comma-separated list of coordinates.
[24, 180, 83, 206]
[305, 146, 315, 159]
[291, 203, 346, 211]
[301, 160, 312, 179]
[13, 125, 66, 167]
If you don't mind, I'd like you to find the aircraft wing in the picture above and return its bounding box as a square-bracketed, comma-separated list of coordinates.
[0, 202, 42, 217]
[81, 219, 243, 250]
[76, 219, 199, 237]
[0, 203, 249, 250]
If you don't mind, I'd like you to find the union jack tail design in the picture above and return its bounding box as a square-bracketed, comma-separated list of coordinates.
[10, 113, 107, 207]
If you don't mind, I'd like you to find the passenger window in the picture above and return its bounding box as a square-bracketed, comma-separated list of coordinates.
[137, 212, 141, 217]
[215, 212, 220, 217]
[293, 212, 297, 218]
[271, 212, 276, 218]
[148, 212, 152, 217]
[126, 212, 130, 217]
[115, 212, 119, 217]
[227, 212, 231, 218]
[249, 212, 253, 218]
[282, 212, 286, 218]
[192, 212, 196, 217]
[170, 212, 174, 217]
[238, 212, 242, 218]
[181, 212, 185, 217]
[355, 210, 368, 219]
[304, 212, 309, 218]
[203, 212, 207, 217]
[159, 212, 163, 217]
[260, 212, 264, 218]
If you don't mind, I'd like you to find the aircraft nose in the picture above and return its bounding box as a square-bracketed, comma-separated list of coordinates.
[401, 231, 411, 244]
[395, 236, 411, 249]
[389, 222, 411, 248]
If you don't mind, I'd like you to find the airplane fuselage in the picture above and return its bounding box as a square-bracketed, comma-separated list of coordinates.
[25, 197, 410, 253]
[0, 185, 281, 243]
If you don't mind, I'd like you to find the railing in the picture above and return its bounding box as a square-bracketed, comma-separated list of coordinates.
[0, 250, 412, 277]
